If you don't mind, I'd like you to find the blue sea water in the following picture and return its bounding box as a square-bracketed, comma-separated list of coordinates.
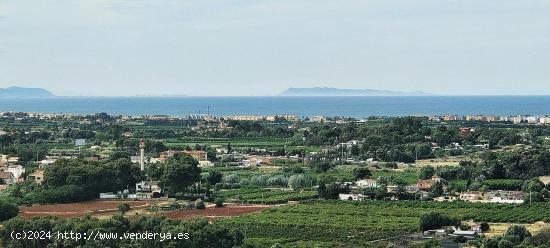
[0, 96, 549, 117]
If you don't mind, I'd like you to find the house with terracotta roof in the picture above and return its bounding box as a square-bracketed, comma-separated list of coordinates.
[416, 175, 448, 191]
[184, 150, 208, 161]
[28, 170, 45, 185]
[0, 171, 16, 184]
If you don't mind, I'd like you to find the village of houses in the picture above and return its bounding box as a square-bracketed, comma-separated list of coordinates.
[1, 141, 528, 204]
[3, 111, 550, 247]
[0, 111, 536, 202]
[339, 175, 526, 204]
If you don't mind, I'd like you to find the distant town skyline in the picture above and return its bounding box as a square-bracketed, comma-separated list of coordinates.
[1, 0, 549, 96]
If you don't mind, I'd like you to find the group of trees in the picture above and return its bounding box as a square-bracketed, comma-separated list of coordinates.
[359, 119, 463, 162]
[42, 158, 144, 200]
[419, 212, 459, 231]
[0, 215, 244, 248]
[219, 173, 317, 189]
[469, 225, 532, 248]
[5, 158, 146, 204]
[191, 120, 295, 138]
[158, 154, 202, 195]
[435, 147, 550, 196]
[0, 200, 19, 222]
[146, 154, 203, 196]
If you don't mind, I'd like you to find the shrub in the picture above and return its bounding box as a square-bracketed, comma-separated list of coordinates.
[480, 222, 490, 232]
[453, 235, 467, 243]
[215, 198, 224, 208]
[498, 239, 514, 248]
[222, 174, 240, 184]
[421, 240, 441, 248]
[169, 201, 182, 210]
[117, 203, 130, 215]
[239, 179, 250, 187]
[195, 199, 206, 209]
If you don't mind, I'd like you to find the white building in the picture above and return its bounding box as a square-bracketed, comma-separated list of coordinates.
[199, 161, 214, 167]
[339, 193, 368, 201]
[6, 165, 25, 179]
[242, 158, 261, 167]
[355, 179, 379, 188]
[512, 116, 524, 124]
[540, 117, 550, 124]
[309, 116, 327, 123]
[527, 116, 539, 124]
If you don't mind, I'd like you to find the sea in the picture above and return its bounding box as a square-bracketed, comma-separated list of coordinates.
[0, 96, 550, 118]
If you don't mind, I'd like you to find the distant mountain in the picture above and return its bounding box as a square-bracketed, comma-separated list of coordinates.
[279, 87, 431, 96]
[0, 86, 55, 98]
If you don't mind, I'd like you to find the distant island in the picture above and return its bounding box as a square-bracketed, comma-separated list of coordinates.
[0, 86, 55, 98]
[279, 87, 431, 96]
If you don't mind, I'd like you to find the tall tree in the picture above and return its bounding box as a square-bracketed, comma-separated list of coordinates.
[353, 167, 372, 180]
[161, 154, 201, 194]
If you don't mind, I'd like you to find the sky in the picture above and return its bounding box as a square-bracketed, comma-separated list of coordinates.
[0, 0, 549, 96]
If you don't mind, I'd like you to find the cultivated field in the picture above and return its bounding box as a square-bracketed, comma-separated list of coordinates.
[163, 205, 270, 219]
[219, 201, 550, 247]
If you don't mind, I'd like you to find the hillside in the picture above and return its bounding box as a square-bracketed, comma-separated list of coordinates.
[0, 86, 55, 97]
[279, 87, 430, 96]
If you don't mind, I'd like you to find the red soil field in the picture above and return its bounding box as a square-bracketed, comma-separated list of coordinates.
[163, 205, 269, 219]
[19, 200, 154, 218]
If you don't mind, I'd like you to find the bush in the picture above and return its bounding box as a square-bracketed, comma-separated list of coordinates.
[222, 174, 240, 184]
[117, 203, 130, 215]
[0, 215, 244, 247]
[498, 239, 514, 248]
[169, 202, 182, 210]
[26, 185, 93, 204]
[215, 198, 224, 208]
[480, 222, 490, 232]
[288, 175, 314, 189]
[195, 199, 206, 209]
[421, 240, 441, 248]
[238, 179, 250, 187]
[453, 235, 467, 243]
[460, 224, 471, 231]
[503, 225, 531, 244]
[0, 200, 19, 222]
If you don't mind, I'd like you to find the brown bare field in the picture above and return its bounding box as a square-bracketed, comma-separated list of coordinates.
[19, 200, 162, 219]
[415, 156, 471, 168]
[162, 205, 270, 219]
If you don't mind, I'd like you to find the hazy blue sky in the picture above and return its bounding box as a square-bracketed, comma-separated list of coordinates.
[1, 0, 549, 96]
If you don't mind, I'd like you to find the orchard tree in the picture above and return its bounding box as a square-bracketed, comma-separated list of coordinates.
[207, 170, 223, 186]
[419, 166, 436, 180]
[353, 167, 372, 180]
